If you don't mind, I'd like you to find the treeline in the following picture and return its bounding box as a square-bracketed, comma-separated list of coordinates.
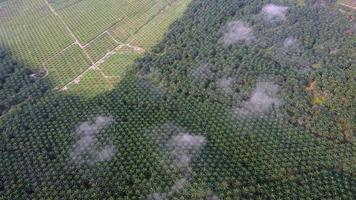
[0, 0, 354, 199]
[135, 0, 355, 143]
[0, 49, 50, 116]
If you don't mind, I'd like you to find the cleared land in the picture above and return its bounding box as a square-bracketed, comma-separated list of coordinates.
[0, 0, 191, 97]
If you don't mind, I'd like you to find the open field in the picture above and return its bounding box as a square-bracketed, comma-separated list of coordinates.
[0, 0, 191, 97]
[100, 49, 141, 77]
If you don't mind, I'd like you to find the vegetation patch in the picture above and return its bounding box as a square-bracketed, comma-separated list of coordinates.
[0, 48, 50, 117]
[84, 32, 118, 63]
[128, 0, 191, 49]
[48, 0, 83, 10]
[46, 45, 90, 88]
[0, 0, 354, 199]
[0, 0, 23, 20]
[100, 50, 141, 77]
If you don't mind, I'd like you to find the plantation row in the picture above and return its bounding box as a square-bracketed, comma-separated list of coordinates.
[0, 0, 187, 96]
[0, 0, 354, 199]
[1, 74, 354, 199]
[135, 0, 355, 143]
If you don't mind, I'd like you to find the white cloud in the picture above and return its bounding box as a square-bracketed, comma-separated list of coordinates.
[190, 63, 217, 87]
[70, 116, 116, 164]
[261, 4, 288, 23]
[235, 82, 281, 116]
[217, 77, 235, 95]
[283, 37, 298, 49]
[147, 123, 207, 199]
[222, 21, 255, 45]
[167, 133, 206, 167]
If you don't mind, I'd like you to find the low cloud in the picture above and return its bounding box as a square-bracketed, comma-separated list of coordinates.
[148, 123, 206, 199]
[234, 82, 281, 116]
[70, 116, 116, 164]
[261, 4, 288, 23]
[166, 133, 206, 168]
[283, 37, 298, 49]
[139, 77, 167, 95]
[190, 63, 217, 87]
[217, 77, 235, 96]
[282, 36, 302, 54]
[222, 21, 255, 45]
[150, 123, 206, 168]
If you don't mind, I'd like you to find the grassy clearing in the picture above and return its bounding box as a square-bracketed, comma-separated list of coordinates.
[100, 50, 141, 77]
[129, 0, 191, 49]
[85, 32, 118, 62]
[65, 70, 113, 98]
[46, 45, 90, 88]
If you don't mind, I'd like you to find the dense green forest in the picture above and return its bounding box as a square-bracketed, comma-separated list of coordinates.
[0, 49, 50, 117]
[0, 0, 355, 199]
[136, 0, 355, 143]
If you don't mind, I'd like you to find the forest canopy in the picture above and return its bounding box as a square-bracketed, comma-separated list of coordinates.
[0, 0, 355, 199]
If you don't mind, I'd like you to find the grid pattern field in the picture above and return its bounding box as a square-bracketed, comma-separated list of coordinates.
[109, 0, 176, 42]
[56, 0, 161, 44]
[0, 0, 74, 69]
[129, 0, 191, 49]
[46, 45, 90, 88]
[100, 50, 141, 77]
[66, 70, 114, 97]
[84, 32, 118, 62]
[0, 0, 192, 97]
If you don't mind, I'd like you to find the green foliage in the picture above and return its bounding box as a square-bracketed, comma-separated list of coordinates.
[134, 0, 355, 143]
[0, 0, 354, 199]
[0, 49, 50, 117]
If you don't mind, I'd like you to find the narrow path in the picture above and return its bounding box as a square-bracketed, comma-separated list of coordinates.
[82, 31, 112, 48]
[107, 31, 121, 44]
[46, 0, 94, 64]
[45, 0, 82, 48]
[60, 44, 145, 90]
[45, 0, 148, 92]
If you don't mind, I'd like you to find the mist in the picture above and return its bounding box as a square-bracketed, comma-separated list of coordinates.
[166, 133, 206, 167]
[261, 4, 288, 23]
[148, 123, 207, 199]
[70, 116, 116, 164]
[235, 82, 281, 116]
[222, 21, 255, 45]
[282, 36, 303, 54]
[217, 77, 235, 96]
[190, 63, 217, 87]
[283, 37, 298, 49]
